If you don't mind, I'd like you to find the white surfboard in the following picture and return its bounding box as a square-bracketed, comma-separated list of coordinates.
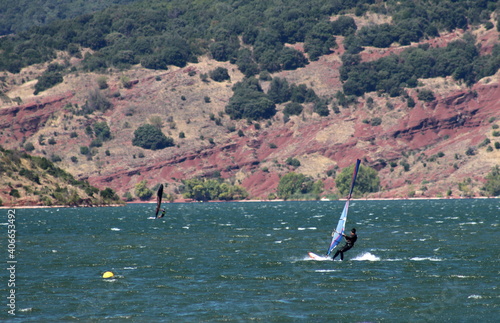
[308, 252, 330, 260]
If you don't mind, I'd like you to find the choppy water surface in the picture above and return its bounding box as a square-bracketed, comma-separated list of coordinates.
[1, 199, 498, 322]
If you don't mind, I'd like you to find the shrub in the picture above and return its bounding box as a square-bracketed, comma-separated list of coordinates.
[277, 172, 322, 200]
[10, 189, 21, 198]
[134, 180, 153, 200]
[483, 166, 500, 196]
[24, 142, 35, 152]
[93, 121, 111, 141]
[465, 147, 476, 156]
[90, 138, 102, 148]
[314, 99, 330, 117]
[417, 89, 436, 102]
[80, 146, 90, 155]
[149, 115, 163, 129]
[50, 154, 62, 162]
[34, 72, 63, 95]
[401, 161, 410, 171]
[336, 163, 380, 197]
[79, 89, 112, 115]
[19, 168, 40, 184]
[209, 67, 230, 82]
[100, 187, 118, 200]
[407, 96, 416, 108]
[97, 76, 108, 89]
[283, 102, 303, 116]
[225, 77, 276, 120]
[286, 157, 301, 167]
[371, 117, 382, 126]
[132, 124, 174, 150]
[267, 77, 291, 104]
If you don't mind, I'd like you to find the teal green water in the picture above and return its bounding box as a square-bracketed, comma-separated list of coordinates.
[1, 199, 499, 322]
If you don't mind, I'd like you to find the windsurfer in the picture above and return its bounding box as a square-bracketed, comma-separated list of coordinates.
[157, 209, 166, 218]
[331, 228, 357, 260]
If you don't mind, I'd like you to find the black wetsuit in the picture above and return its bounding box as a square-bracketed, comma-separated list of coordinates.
[332, 233, 357, 260]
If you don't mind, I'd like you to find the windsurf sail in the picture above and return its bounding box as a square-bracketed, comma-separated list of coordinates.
[155, 184, 164, 218]
[326, 159, 361, 256]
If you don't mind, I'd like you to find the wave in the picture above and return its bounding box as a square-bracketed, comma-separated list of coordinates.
[468, 295, 483, 299]
[352, 252, 380, 261]
[410, 256, 443, 261]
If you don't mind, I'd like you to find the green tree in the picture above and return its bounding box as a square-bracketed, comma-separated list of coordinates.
[93, 121, 111, 141]
[313, 99, 330, 117]
[100, 187, 119, 200]
[279, 47, 307, 70]
[286, 157, 301, 167]
[132, 124, 174, 150]
[209, 67, 230, 82]
[225, 78, 276, 120]
[417, 89, 436, 102]
[181, 178, 247, 201]
[483, 165, 500, 196]
[277, 172, 320, 200]
[134, 180, 153, 201]
[336, 163, 380, 197]
[34, 71, 63, 95]
[267, 77, 291, 104]
[24, 142, 35, 152]
[283, 102, 303, 116]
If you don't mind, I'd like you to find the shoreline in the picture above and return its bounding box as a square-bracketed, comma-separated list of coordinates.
[1, 196, 497, 209]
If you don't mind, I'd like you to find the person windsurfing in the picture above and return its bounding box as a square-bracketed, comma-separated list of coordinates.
[155, 184, 164, 218]
[331, 228, 357, 260]
[157, 208, 166, 218]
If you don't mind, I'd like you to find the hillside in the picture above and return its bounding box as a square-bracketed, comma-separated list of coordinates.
[0, 147, 122, 206]
[1, 4, 500, 205]
[0, 0, 141, 36]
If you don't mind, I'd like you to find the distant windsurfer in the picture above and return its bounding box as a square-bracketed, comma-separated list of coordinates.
[331, 228, 357, 260]
[155, 184, 164, 218]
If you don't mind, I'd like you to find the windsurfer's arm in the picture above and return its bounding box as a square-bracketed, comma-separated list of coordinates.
[332, 229, 346, 237]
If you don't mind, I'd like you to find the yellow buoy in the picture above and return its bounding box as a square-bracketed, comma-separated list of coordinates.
[102, 271, 114, 279]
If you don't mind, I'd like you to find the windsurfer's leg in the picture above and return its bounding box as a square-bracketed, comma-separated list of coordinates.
[332, 250, 340, 260]
[340, 251, 344, 260]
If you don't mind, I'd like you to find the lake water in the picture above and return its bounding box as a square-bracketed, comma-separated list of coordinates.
[1, 199, 498, 322]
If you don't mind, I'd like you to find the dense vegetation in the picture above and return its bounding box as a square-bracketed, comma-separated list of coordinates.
[225, 76, 320, 120]
[0, 0, 140, 35]
[2, 0, 497, 75]
[181, 177, 248, 201]
[483, 165, 500, 196]
[341, 36, 500, 97]
[134, 180, 153, 200]
[276, 172, 324, 200]
[1, 0, 498, 119]
[132, 124, 175, 150]
[335, 163, 380, 198]
[0, 146, 121, 206]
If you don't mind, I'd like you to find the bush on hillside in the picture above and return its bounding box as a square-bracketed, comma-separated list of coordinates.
[132, 124, 174, 150]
